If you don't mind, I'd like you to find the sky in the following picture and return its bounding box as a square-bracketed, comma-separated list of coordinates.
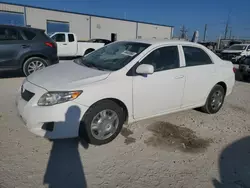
[1, 0, 250, 41]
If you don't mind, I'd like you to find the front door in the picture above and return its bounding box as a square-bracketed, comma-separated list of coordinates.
[51, 33, 68, 57]
[132, 45, 185, 119]
[0, 26, 24, 68]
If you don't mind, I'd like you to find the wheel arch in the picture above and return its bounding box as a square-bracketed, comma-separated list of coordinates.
[216, 81, 227, 94]
[21, 53, 49, 68]
[83, 48, 95, 56]
[85, 98, 129, 124]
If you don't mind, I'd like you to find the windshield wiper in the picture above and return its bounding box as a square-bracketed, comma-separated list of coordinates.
[82, 61, 107, 71]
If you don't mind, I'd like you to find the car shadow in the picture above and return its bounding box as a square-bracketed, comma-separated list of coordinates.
[212, 136, 250, 188]
[0, 71, 24, 79]
[43, 106, 89, 188]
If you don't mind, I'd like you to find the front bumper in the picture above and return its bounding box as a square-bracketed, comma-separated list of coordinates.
[16, 80, 88, 139]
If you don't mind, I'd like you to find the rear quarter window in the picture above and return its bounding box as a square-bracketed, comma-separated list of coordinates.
[22, 30, 36, 40]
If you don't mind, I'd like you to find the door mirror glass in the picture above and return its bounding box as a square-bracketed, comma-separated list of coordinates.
[136, 64, 154, 75]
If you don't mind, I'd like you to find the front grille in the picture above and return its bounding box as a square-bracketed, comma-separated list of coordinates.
[21, 89, 35, 102]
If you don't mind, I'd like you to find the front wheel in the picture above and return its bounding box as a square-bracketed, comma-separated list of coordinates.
[23, 57, 48, 76]
[79, 100, 125, 145]
[201, 85, 225, 114]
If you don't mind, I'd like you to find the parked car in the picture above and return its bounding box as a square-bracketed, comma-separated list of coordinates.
[0, 25, 58, 76]
[87, 38, 112, 45]
[48, 32, 105, 57]
[16, 40, 235, 145]
[238, 56, 250, 81]
[219, 44, 250, 64]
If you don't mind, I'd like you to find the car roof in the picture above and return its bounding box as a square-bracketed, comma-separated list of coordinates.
[0, 24, 44, 32]
[122, 39, 205, 47]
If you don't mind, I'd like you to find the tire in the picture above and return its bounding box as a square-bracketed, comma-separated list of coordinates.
[23, 57, 48, 76]
[79, 100, 125, 145]
[201, 85, 225, 114]
[84, 49, 94, 56]
[242, 75, 249, 81]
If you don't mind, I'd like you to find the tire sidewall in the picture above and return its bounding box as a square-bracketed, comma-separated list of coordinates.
[23, 57, 48, 76]
[206, 85, 225, 114]
[79, 100, 125, 145]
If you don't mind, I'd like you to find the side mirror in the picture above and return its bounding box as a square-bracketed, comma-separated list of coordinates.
[136, 64, 154, 75]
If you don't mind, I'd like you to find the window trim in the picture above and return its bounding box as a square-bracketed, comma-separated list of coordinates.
[181, 45, 214, 67]
[126, 44, 182, 76]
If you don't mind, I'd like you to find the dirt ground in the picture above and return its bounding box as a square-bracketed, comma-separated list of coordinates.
[0, 72, 250, 188]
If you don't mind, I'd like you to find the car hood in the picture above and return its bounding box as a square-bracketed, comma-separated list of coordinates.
[222, 50, 243, 53]
[27, 60, 111, 90]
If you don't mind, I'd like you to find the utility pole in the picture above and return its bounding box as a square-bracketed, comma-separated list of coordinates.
[203, 24, 207, 42]
[180, 25, 188, 39]
[224, 10, 231, 39]
[229, 28, 232, 39]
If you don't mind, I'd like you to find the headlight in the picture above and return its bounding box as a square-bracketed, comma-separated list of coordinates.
[38, 91, 82, 106]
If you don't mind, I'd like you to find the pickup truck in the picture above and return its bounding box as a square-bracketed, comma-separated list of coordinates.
[48, 32, 105, 57]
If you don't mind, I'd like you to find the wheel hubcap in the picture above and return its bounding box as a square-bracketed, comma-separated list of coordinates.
[211, 90, 223, 110]
[90, 109, 119, 140]
[27, 61, 45, 74]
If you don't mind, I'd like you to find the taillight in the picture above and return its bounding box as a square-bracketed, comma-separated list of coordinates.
[233, 67, 237, 73]
[45, 42, 54, 48]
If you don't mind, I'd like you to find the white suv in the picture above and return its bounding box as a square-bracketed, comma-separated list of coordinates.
[16, 40, 235, 145]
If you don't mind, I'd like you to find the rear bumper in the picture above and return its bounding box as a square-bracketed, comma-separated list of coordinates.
[47, 54, 59, 65]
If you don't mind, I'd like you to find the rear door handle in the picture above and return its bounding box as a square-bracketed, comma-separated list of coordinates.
[21, 44, 30, 48]
[63, 43, 67, 45]
[175, 75, 184, 79]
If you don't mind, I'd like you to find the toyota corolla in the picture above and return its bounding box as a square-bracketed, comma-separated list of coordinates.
[16, 40, 235, 145]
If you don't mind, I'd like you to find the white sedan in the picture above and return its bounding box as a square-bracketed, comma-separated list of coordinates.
[16, 40, 235, 145]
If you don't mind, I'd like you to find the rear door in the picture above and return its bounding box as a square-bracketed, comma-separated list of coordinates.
[180, 46, 217, 108]
[66, 33, 77, 56]
[0, 26, 25, 68]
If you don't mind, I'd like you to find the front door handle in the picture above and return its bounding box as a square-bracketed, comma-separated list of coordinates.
[175, 75, 184, 79]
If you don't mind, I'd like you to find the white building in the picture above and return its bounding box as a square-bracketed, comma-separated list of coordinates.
[0, 2, 174, 41]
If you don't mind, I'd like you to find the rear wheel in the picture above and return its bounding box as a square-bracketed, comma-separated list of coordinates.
[23, 57, 48, 76]
[79, 100, 125, 145]
[201, 85, 225, 114]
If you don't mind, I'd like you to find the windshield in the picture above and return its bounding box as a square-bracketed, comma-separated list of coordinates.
[228, 45, 247, 50]
[75, 41, 150, 71]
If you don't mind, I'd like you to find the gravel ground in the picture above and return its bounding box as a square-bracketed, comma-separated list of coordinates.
[0, 73, 250, 188]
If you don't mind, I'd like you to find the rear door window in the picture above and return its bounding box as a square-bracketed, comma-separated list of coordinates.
[0, 27, 23, 41]
[68, 34, 74, 42]
[183, 46, 212, 66]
